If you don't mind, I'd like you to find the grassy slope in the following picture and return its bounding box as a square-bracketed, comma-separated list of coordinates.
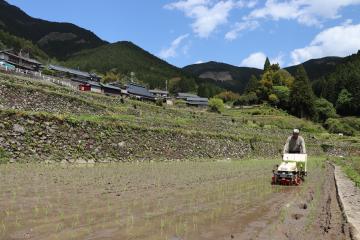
[1, 73, 359, 162]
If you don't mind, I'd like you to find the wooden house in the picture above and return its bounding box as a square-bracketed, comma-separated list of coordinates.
[0, 50, 42, 71]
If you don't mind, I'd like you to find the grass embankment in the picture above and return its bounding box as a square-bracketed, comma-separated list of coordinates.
[333, 156, 360, 187]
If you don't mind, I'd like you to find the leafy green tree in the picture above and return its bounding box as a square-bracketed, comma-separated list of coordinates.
[234, 92, 259, 106]
[268, 93, 280, 106]
[270, 63, 280, 72]
[102, 71, 120, 83]
[336, 89, 353, 115]
[314, 98, 338, 122]
[198, 83, 223, 98]
[273, 85, 290, 108]
[215, 91, 240, 102]
[208, 98, 225, 113]
[171, 77, 197, 93]
[264, 57, 271, 72]
[289, 65, 316, 119]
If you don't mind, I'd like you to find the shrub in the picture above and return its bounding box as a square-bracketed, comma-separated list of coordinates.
[41, 68, 56, 76]
[0, 147, 9, 164]
[324, 118, 354, 136]
[215, 91, 241, 102]
[156, 99, 164, 107]
[314, 98, 338, 122]
[208, 98, 224, 113]
[268, 94, 280, 105]
[234, 92, 259, 106]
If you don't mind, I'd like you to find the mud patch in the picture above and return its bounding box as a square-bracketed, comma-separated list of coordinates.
[292, 213, 304, 220]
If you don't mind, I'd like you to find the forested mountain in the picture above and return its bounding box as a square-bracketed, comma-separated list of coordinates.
[0, 0, 107, 59]
[63, 41, 196, 89]
[0, 30, 48, 60]
[312, 51, 360, 115]
[285, 57, 344, 81]
[183, 61, 262, 93]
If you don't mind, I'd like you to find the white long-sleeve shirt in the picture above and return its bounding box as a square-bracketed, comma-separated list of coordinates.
[283, 136, 306, 154]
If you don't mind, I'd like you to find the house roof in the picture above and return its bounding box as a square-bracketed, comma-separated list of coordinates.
[127, 83, 154, 99]
[177, 92, 199, 98]
[186, 101, 209, 106]
[186, 97, 208, 102]
[71, 78, 101, 87]
[100, 83, 121, 91]
[49, 64, 92, 78]
[0, 50, 41, 65]
[149, 89, 169, 94]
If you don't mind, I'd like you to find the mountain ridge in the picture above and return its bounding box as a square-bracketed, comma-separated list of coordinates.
[0, 0, 108, 59]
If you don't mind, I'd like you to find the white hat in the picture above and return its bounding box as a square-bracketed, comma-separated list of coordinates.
[293, 129, 300, 134]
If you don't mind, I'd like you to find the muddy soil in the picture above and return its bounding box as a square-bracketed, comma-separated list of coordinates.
[0, 160, 354, 240]
[186, 163, 353, 240]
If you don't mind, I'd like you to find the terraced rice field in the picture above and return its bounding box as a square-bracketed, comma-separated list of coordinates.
[0, 157, 352, 240]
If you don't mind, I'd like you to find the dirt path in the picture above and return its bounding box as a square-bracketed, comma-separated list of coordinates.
[334, 165, 360, 240]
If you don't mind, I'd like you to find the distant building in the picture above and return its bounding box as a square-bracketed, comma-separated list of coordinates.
[176, 92, 208, 107]
[149, 89, 169, 98]
[100, 83, 122, 95]
[0, 50, 42, 71]
[48, 64, 100, 82]
[126, 83, 155, 101]
[0, 61, 15, 71]
[78, 83, 91, 91]
[71, 79, 102, 93]
[176, 92, 199, 100]
[186, 97, 209, 107]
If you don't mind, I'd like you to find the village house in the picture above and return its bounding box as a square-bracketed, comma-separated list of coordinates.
[176, 92, 209, 107]
[70, 78, 102, 93]
[186, 97, 209, 107]
[0, 50, 42, 71]
[176, 92, 199, 100]
[48, 65, 100, 82]
[126, 83, 155, 101]
[149, 89, 169, 98]
[100, 83, 122, 96]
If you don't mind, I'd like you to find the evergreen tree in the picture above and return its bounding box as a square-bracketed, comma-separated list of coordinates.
[289, 65, 316, 119]
[264, 57, 271, 72]
[245, 75, 260, 93]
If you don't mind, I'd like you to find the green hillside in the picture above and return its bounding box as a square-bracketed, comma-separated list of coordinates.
[0, 0, 107, 60]
[285, 56, 344, 81]
[0, 30, 49, 60]
[311, 51, 360, 115]
[64, 41, 195, 89]
[4, 71, 357, 164]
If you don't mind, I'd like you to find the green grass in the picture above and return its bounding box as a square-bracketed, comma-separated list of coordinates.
[333, 156, 360, 187]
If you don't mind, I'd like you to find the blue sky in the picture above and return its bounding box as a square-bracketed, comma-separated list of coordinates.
[7, 0, 360, 68]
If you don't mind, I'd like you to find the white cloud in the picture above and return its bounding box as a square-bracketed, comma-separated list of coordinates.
[236, 0, 258, 8]
[195, 60, 204, 64]
[165, 0, 236, 38]
[240, 52, 266, 68]
[290, 23, 360, 64]
[240, 51, 284, 68]
[225, 20, 259, 40]
[246, 0, 360, 27]
[159, 34, 190, 59]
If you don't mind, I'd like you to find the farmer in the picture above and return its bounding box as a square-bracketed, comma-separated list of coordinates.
[283, 129, 306, 154]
